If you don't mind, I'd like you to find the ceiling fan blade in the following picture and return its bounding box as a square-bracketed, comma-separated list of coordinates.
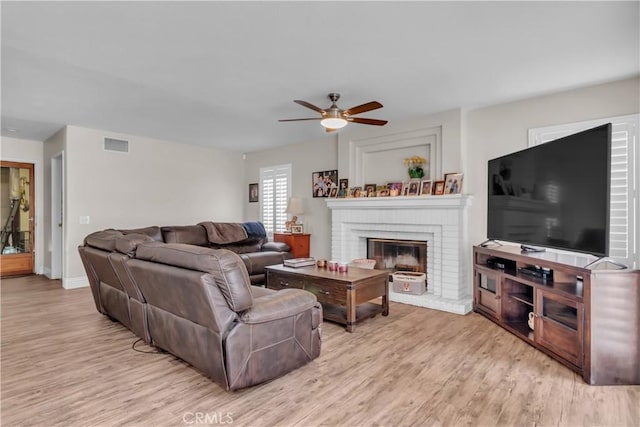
[344, 101, 383, 116]
[294, 100, 325, 114]
[278, 118, 322, 122]
[348, 117, 388, 126]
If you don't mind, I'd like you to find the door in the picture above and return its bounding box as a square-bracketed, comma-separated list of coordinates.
[474, 266, 502, 319]
[535, 289, 584, 368]
[0, 161, 35, 277]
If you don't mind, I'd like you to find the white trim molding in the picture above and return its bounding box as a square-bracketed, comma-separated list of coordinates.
[343, 126, 442, 186]
[63, 275, 89, 289]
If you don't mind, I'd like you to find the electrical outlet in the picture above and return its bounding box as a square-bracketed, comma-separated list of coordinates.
[79, 216, 90, 225]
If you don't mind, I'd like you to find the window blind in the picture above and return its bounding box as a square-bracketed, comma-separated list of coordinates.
[259, 164, 291, 235]
[528, 114, 638, 268]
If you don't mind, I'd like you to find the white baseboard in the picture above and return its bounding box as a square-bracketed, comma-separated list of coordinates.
[63, 275, 89, 289]
[42, 267, 52, 278]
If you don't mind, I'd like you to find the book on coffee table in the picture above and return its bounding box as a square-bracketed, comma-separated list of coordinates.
[284, 257, 316, 268]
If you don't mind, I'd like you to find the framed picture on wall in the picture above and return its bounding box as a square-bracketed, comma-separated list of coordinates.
[249, 183, 259, 203]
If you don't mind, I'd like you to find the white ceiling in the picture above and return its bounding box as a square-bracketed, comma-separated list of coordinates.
[1, 1, 638, 152]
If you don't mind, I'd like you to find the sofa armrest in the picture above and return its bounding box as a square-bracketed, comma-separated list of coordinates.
[261, 241, 290, 252]
[239, 289, 317, 324]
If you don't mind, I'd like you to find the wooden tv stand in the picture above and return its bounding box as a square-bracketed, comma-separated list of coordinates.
[473, 245, 640, 385]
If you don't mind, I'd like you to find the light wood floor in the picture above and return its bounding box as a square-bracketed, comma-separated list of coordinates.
[1, 275, 638, 427]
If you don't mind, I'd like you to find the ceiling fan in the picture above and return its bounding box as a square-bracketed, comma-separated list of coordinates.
[279, 93, 388, 132]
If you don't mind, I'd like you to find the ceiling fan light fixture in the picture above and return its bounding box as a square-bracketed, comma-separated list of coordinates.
[280, 93, 386, 130]
[320, 117, 347, 129]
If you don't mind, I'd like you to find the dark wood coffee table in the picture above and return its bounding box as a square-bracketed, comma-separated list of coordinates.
[265, 264, 389, 332]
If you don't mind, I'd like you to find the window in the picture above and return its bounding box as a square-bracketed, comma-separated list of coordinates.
[529, 114, 639, 268]
[259, 164, 291, 236]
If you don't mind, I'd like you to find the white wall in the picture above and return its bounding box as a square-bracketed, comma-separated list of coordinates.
[62, 126, 244, 283]
[244, 137, 338, 260]
[0, 136, 45, 274]
[464, 76, 640, 251]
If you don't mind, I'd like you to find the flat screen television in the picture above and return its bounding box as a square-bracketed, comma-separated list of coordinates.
[487, 123, 611, 256]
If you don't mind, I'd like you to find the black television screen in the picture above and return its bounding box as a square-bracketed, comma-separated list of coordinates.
[487, 123, 611, 256]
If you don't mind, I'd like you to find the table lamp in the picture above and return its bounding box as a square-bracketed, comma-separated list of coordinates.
[285, 197, 304, 231]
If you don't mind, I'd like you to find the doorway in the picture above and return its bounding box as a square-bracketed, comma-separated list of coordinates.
[0, 161, 35, 277]
[51, 153, 63, 279]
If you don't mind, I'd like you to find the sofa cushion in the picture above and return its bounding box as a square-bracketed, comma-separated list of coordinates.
[161, 225, 208, 246]
[84, 230, 123, 251]
[115, 233, 155, 257]
[239, 251, 287, 275]
[119, 226, 163, 242]
[212, 241, 262, 254]
[261, 241, 290, 252]
[136, 243, 253, 312]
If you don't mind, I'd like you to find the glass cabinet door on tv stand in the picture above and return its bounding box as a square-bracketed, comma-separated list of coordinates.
[535, 290, 584, 369]
[474, 266, 502, 320]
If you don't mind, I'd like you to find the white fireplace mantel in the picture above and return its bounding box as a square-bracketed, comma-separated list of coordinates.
[325, 194, 471, 210]
[325, 194, 473, 314]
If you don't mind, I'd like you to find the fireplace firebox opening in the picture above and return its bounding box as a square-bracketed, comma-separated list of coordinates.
[366, 238, 428, 275]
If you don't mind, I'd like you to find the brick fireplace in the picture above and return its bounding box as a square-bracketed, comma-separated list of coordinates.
[325, 195, 473, 314]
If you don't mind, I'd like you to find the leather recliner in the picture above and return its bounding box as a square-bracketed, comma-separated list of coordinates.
[126, 242, 322, 390]
[78, 232, 322, 390]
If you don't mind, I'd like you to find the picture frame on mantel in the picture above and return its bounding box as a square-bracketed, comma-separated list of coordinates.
[407, 180, 420, 196]
[312, 170, 338, 198]
[364, 184, 376, 197]
[420, 180, 433, 196]
[444, 173, 463, 194]
[337, 179, 349, 198]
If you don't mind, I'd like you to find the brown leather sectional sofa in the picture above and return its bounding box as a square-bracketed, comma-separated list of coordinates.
[78, 224, 321, 391]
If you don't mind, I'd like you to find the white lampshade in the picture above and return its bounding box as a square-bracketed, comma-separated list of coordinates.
[320, 109, 348, 129]
[285, 197, 304, 215]
[320, 117, 348, 129]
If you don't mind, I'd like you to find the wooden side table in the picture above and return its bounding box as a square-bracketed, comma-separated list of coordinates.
[273, 233, 310, 258]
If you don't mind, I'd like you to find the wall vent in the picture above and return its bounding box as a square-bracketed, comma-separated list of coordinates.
[103, 137, 129, 153]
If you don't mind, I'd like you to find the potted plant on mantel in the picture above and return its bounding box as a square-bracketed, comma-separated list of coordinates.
[404, 156, 427, 179]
